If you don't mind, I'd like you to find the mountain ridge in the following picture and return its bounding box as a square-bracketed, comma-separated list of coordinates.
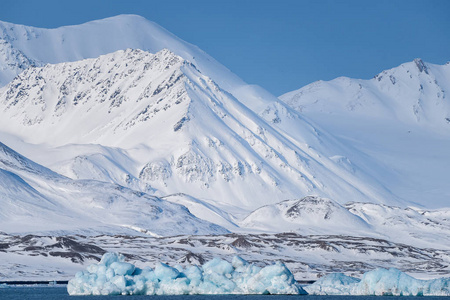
[0, 45, 407, 209]
[280, 59, 450, 208]
[0, 141, 228, 236]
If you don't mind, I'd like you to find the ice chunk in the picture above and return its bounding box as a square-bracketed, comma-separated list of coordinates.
[245, 262, 300, 295]
[67, 252, 306, 295]
[304, 272, 360, 295]
[305, 268, 450, 296]
[154, 262, 180, 280]
[100, 252, 124, 267]
[110, 261, 135, 276]
[356, 268, 450, 296]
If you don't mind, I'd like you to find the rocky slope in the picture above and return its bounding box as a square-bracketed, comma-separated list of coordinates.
[1, 232, 448, 281]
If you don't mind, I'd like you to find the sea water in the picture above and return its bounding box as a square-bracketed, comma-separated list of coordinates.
[1, 286, 449, 299]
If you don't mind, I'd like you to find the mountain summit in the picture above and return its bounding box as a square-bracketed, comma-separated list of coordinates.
[280, 59, 450, 208]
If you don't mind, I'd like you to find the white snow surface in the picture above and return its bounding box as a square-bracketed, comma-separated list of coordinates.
[0, 46, 401, 211]
[0, 15, 241, 92]
[0, 15, 448, 248]
[2, 130, 449, 246]
[0, 141, 227, 236]
[241, 196, 372, 235]
[305, 268, 450, 296]
[67, 252, 305, 295]
[280, 59, 450, 208]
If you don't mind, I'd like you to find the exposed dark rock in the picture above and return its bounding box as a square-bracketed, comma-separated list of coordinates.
[49, 251, 84, 263]
[231, 237, 252, 248]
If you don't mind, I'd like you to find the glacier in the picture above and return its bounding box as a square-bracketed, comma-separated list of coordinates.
[305, 268, 450, 296]
[67, 252, 305, 295]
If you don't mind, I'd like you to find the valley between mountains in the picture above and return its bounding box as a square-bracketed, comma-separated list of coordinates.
[0, 15, 449, 281]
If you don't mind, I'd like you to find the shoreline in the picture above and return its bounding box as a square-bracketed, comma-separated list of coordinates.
[0, 280, 316, 286]
[0, 281, 69, 285]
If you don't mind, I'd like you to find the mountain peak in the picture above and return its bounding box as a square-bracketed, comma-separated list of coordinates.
[413, 58, 429, 74]
[280, 59, 450, 209]
[0, 47, 192, 145]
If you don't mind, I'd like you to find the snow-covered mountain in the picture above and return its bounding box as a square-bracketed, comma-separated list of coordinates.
[0, 47, 400, 211]
[0, 14, 251, 108]
[280, 59, 450, 208]
[0, 141, 227, 236]
[240, 195, 450, 249]
[346, 202, 450, 248]
[0, 38, 39, 87]
[0, 15, 449, 281]
[241, 196, 372, 235]
[281, 59, 450, 129]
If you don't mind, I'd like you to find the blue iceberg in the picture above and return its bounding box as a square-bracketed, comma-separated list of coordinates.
[305, 268, 450, 296]
[67, 253, 306, 295]
[304, 272, 360, 295]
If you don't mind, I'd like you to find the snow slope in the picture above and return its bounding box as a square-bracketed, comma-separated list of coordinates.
[239, 196, 450, 249]
[0, 47, 402, 210]
[0, 15, 246, 105]
[2, 230, 449, 281]
[346, 202, 450, 248]
[280, 60, 450, 208]
[0, 38, 38, 87]
[240, 196, 372, 235]
[0, 141, 227, 236]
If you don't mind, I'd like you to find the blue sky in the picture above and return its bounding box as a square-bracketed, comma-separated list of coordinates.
[1, 0, 449, 96]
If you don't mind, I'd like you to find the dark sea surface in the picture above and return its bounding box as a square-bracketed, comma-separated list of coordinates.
[0, 286, 448, 299]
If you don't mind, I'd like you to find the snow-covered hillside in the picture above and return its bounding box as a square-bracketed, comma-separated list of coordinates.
[240, 196, 372, 235]
[239, 196, 450, 249]
[0, 47, 400, 210]
[281, 59, 450, 129]
[0, 15, 449, 281]
[0, 14, 253, 109]
[0, 141, 227, 236]
[0, 38, 39, 87]
[2, 231, 449, 281]
[281, 60, 450, 208]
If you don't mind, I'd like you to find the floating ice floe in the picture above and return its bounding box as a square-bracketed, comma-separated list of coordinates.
[67, 252, 306, 295]
[305, 268, 450, 296]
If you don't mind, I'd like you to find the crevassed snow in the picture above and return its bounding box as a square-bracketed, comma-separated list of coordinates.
[67, 252, 306, 295]
[305, 268, 450, 296]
